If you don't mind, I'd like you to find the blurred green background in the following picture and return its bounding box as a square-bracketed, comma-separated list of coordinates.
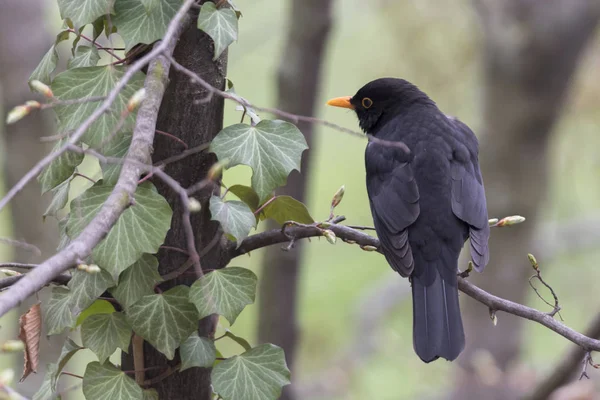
[2, 0, 600, 399]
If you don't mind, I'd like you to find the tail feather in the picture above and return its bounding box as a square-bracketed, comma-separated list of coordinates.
[411, 253, 464, 362]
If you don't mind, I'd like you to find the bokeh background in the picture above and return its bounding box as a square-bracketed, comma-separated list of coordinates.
[2, 0, 600, 399]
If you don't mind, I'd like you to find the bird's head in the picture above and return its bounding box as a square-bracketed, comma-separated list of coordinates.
[327, 78, 434, 134]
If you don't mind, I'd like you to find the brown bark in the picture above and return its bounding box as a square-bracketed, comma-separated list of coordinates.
[453, 1, 600, 398]
[257, 1, 333, 399]
[120, 5, 227, 399]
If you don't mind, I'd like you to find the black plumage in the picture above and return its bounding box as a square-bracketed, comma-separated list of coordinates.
[327, 78, 490, 363]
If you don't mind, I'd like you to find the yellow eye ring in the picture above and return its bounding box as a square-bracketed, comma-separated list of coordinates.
[362, 97, 373, 109]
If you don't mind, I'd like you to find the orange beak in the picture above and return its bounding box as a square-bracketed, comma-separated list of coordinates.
[326, 96, 354, 109]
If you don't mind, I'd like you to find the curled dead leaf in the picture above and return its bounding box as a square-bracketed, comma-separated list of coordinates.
[18, 303, 41, 382]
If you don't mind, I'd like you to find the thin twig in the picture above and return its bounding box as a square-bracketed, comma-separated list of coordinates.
[0, 237, 41, 256]
[67, 29, 123, 61]
[142, 364, 181, 387]
[155, 129, 189, 149]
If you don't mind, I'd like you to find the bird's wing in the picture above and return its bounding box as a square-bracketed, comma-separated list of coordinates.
[448, 117, 490, 271]
[365, 142, 420, 277]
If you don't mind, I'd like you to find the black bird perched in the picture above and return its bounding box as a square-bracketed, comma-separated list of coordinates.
[327, 78, 490, 363]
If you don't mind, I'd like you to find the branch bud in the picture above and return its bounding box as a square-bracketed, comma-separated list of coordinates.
[322, 229, 336, 245]
[0, 340, 24, 353]
[495, 215, 526, 227]
[188, 197, 202, 212]
[527, 253, 539, 271]
[6, 105, 30, 125]
[77, 263, 101, 274]
[207, 160, 228, 181]
[360, 245, 378, 252]
[489, 309, 498, 326]
[330, 185, 345, 209]
[0, 269, 21, 277]
[30, 80, 54, 98]
[127, 88, 146, 112]
[488, 218, 499, 226]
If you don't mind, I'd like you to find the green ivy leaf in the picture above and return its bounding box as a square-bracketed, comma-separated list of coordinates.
[113, 0, 180, 51]
[43, 286, 75, 335]
[57, 0, 115, 28]
[260, 196, 314, 225]
[143, 389, 159, 400]
[180, 333, 216, 371]
[83, 362, 143, 400]
[209, 196, 255, 244]
[224, 330, 251, 351]
[100, 133, 132, 185]
[189, 267, 257, 325]
[32, 363, 59, 400]
[76, 299, 116, 326]
[67, 183, 172, 280]
[212, 344, 291, 400]
[38, 138, 84, 194]
[197, 1, 238, 60]
[51, 65, 145, 148]
[127, 286, 198, 360]
[82, 312, 132, 363]
[43, 178, 72, 220]
[210, 120, 308, 202]
[228, 185, 259, 211]
[29, 31, 70, 86]
[110, 254, 162, 309]
[68, 45, 101, 68]
[51, 338, 83, 389]
[139, 0, 159, 13]
[68, 268, 116, 315]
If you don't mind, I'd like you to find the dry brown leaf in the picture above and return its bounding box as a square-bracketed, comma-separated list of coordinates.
[18, 303, 41, 382]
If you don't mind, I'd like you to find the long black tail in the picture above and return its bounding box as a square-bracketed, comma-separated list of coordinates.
[411, 249, 464, 363]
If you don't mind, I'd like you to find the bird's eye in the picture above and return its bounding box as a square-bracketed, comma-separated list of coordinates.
[362, 97, 373, 109]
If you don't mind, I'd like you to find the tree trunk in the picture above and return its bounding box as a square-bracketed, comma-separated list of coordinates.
[257, 1, 333, 399]
[121, 5, 227, 399]
[0, 1, 62, 396]
[453, 1, 600, 398]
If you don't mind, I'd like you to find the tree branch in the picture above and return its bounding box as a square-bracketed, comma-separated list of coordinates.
[0, 0, 196, 318]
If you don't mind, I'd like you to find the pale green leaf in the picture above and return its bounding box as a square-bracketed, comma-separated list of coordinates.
[110, 254, 162, 309]
[52, 338, 83, 390]
[29, 46, 58, 86]
[100, 133, 132, 185]
[67, 268, 116, 315]
[57, 0, 115, 28]
[210, 120, 308, 201]
[209, 196, 255, 244]
[228, 185, 259, 210]
[260, 195, 314, 225]
[180, 333, 216, 371]
[43, 286, 75, 335]
[67, 183, 172, 280]
[197, 2, 238, 60]
[113, 0, 181, 51]
[76, 299, 116, 326]
[142, 389, 159, 400]
[189, 266, 257, 325]
[68, 45, 101, 68]
[127, 286, 198, 360]
[139, 0, 159, 13]
[32, 363, 58, 400]
[224, 330, 251, 351]
[43, 178, 72, 219]
[83, 362, 143, 400]
[51, 66, 145, 147]
[38, 139, 84, 194]
[82, 312, 132, 363]
[212, 344, 291, 400]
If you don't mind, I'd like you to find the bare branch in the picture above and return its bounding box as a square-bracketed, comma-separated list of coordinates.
[0, 0, 196, 318]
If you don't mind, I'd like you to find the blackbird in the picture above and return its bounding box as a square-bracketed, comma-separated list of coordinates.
[327, 78, 490, 363]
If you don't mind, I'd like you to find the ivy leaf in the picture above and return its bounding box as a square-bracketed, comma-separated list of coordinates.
[57, 0, 115, 29]
[67, 268, 116, 316]
[189, 267, 257, 325]
[32, 363, 59, 400]
[68, 45, 101, 68]
[67, 183, 172, 280]
[113, 0, 180, 52]
[38, 138, 84, 194]
[29, 31, 70, 86]
[210, 120, 308, 202]
[209, 196, 255, 244]
[197, 1, 238, 60]
[100, 133, 132, 185]
[51, 65, 145, 147]
[52, 338, 83, 390]
[82, 312, 132, 363]
[212, 344, 291, 400]
[110, 254, 163, 309]
[260, 196, 314, 225]
[224, 330, 252, 351]
[180, 333, 216, 372]
[127, 286, 198, 360]
[76, 299, 116, 326]
[43, 286, 75, 335]
[143, 389, 159, 400]
[83, 362, 143, 400]
[139, 0, 159, 13]
[43, 178, 72, 220]
[228, 185, 259, 211]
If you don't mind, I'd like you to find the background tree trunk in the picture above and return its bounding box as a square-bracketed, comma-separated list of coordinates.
[257, 1, 333, 399]
[453, 1, 600, 398]
[0, 1, 61, 396]
[121, 5, 227, 399]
